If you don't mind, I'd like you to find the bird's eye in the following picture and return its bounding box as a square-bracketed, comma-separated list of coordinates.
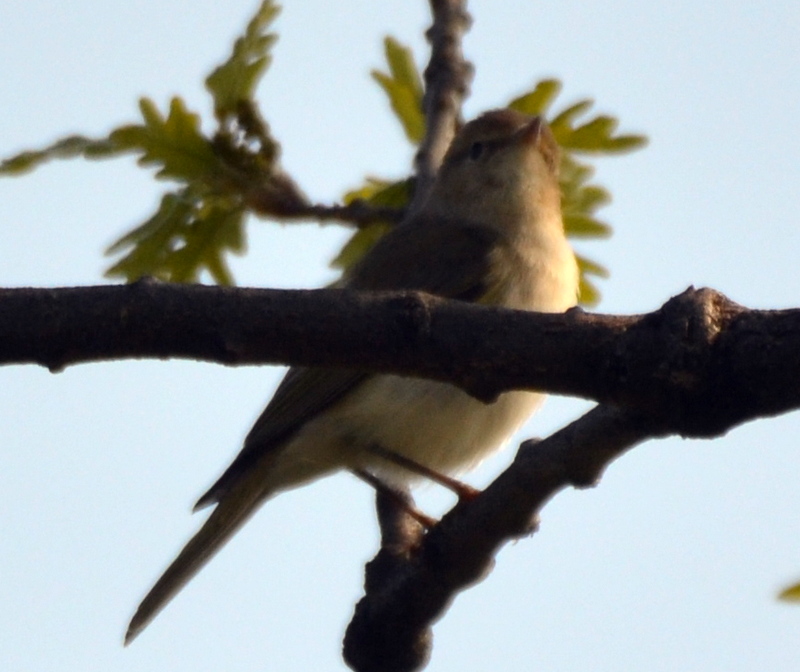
[469, 141, 484, 160]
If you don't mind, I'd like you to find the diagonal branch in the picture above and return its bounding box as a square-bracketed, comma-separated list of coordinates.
[343, 404, 659, 672]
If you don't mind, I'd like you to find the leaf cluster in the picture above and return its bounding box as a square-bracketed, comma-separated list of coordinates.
[0, 5, 645, 304]
[0, 0, 290, 285]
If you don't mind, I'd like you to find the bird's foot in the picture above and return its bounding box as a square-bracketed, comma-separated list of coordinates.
[351, 468, 438, 528]
[366, 444, 482, 502]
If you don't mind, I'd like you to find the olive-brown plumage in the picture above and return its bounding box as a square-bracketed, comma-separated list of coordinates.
[125, 109, 578, 644]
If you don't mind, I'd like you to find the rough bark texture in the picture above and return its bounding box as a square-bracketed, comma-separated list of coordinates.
[2, 282, 799, 439]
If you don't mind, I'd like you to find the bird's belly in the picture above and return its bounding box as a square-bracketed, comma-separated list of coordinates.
[271, 375, 544, 491]
[350, 375, 543, 477]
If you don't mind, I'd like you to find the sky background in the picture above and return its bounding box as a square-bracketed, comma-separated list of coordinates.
[2, 1, 800, 670]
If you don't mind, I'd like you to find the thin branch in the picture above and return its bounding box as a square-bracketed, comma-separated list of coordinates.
[411, 0, 474, 210]
[343, 405, 657, 672]
[244, 186, 406, 227]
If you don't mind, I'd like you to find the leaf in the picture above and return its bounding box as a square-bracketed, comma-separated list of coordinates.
[578, 275, 601, 307]
[508, 79, 562, 116]
[560, 116, 647, 154]
[0, 135, 124, 175]
[577, 254, 608, 306]
[371, 37, 425, 144]
[105, 192, 195, 281]
[566, 185, 611, 214]
[561, 115, 619, 151]
[205, 0, 281, 117]
[343, 177, 412, 207]
[564, 214, 612, 238]
[549, 100, 594, 139]
[168, 206, 245, 284]
[384, 37, 423, 101]
[559, 153, 596, 190]
[779, 581, 800, 602]
[110, 98, 218, 182]
[604, 134, 648, 153]
[104, 188, 246, 284]
[1, 98, 220, 182]
[333, 177, 411, 271]
[575, 253, 610, 279]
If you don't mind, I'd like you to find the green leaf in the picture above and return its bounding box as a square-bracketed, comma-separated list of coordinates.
[603, 134, 649, 153]
[576, 252, 610, 307]
[0, 135, 124, 175]
[205, 0, 281, 117]
[1, 98, 220, 182]
[343, 177, 412, 207]
[564, 214, 612, 238]
[559, 116, 647, 154]
[384, 37, 423, 100]
[549, 100, 594, 139]
[110, 98, 218, 182]
[559, 153, 596, 190]
[105, 192, 195, 281]
[566, 185, 611, 214]
[575, 253, 610, 279]
[371, 37, 425, 144]
[168, 206, 245, 284]
[561, 115, 618, 151]
[333, 177, 411, 272]
[578, 275, 601, 307]
[779, 581, 800, 602]
[508, 79, 562, 116]
[105, 188, 246, 284]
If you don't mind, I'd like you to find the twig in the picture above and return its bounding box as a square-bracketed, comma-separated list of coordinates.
[243, 179, 405, 227]
[284, 201, 406, 227]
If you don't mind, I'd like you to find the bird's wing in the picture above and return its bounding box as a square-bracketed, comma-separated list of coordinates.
[126, 216, 500, 642]
[195, 215, 500, 507]
[193, 365, 368, 509]
[347, 214, 500, 299]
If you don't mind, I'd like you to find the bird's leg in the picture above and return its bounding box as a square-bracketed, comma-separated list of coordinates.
[365, 444, 482, 502]
[351, 468, 438, 529]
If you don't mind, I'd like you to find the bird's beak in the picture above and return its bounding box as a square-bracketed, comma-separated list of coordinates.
[516, 116, 544, 148]
[515, 115, 559, 172]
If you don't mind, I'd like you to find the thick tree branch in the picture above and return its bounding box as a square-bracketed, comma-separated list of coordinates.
[2, 283, 799, 438]
[343, 405, 657, 672]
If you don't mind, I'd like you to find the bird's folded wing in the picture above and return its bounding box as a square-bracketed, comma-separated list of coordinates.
[195, 215, 500, 508]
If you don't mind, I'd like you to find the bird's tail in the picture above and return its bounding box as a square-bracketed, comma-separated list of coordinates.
[124, 465, 270, 645]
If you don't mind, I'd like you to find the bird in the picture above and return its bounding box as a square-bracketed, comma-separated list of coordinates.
[125, 108, 580, 644]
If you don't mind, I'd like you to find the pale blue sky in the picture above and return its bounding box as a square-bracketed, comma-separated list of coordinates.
[1, 1, 800, 671]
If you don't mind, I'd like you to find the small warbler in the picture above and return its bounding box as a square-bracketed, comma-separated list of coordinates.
[125, 109, 579, 643]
